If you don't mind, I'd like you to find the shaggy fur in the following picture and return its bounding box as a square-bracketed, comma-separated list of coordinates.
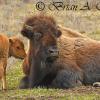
[20, 15, 100, 89]
[22, 21, 90, 76]
[0, 34, 26, 90]
[58, 24, 88, 38]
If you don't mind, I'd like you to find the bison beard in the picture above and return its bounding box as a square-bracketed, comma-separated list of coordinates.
[20, 41, 60, 88]
[19, 15, 100, 89]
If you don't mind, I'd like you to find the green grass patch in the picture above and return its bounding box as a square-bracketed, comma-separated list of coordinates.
[0, 61, 99, 100]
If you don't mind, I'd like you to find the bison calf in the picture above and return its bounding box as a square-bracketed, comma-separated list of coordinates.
[0, 34, 26, 90]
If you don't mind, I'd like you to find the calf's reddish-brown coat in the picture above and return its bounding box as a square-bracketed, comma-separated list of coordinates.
[0, 34, 26, 90]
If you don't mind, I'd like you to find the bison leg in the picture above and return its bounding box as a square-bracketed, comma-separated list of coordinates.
[19, 76, 29, 89]
[0, 62, 5, 90]
[51, 70, 82, 89]
[1, 59, 7, 90]
[2, 72, 7, 90]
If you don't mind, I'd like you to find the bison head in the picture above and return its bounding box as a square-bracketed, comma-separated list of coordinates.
[21, 15, 62, 63]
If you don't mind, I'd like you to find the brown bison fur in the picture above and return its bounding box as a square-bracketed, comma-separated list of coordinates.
[0, 34, 26, 90]
[22, 24, 91, 76]
[58, 25, 86, 38]
[19, 15, 100, 89]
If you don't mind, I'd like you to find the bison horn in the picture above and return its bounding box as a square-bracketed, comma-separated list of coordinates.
[24, 24, 33, 31]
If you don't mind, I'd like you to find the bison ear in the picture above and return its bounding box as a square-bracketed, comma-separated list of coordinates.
[21, 24, 33, 39]
[56, 30, 62, 38]
[9, 38, 14, 44]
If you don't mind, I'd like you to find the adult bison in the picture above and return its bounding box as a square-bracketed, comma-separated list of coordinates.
[19, 15, 100, 89]
[22, 24, 89, 76]
[0, 34, 26, 90]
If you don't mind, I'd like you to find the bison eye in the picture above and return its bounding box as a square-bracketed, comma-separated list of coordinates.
[34, 32, 42, 40]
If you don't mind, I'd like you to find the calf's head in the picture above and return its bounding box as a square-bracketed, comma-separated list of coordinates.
[9, 37, 26, 59]
[21, 15, 62, 63]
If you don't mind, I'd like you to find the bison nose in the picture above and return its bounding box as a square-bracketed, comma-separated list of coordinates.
[48, 46, 59, 57]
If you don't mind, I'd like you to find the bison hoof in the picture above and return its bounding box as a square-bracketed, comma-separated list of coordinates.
[93, 82, 100, 87]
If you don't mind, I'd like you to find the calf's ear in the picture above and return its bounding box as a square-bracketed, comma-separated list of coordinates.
[21, 24, 33, 39]
[9, 38, 14, 44]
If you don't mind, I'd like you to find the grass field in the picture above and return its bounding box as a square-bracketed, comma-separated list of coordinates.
[0, 1, 100, 100]
[0, 60, 99, 100]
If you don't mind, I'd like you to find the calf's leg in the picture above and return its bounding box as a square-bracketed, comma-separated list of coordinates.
[0, 62, 4, 89]
[2, 59, 7, 90]
[2, 71, 6, 90]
